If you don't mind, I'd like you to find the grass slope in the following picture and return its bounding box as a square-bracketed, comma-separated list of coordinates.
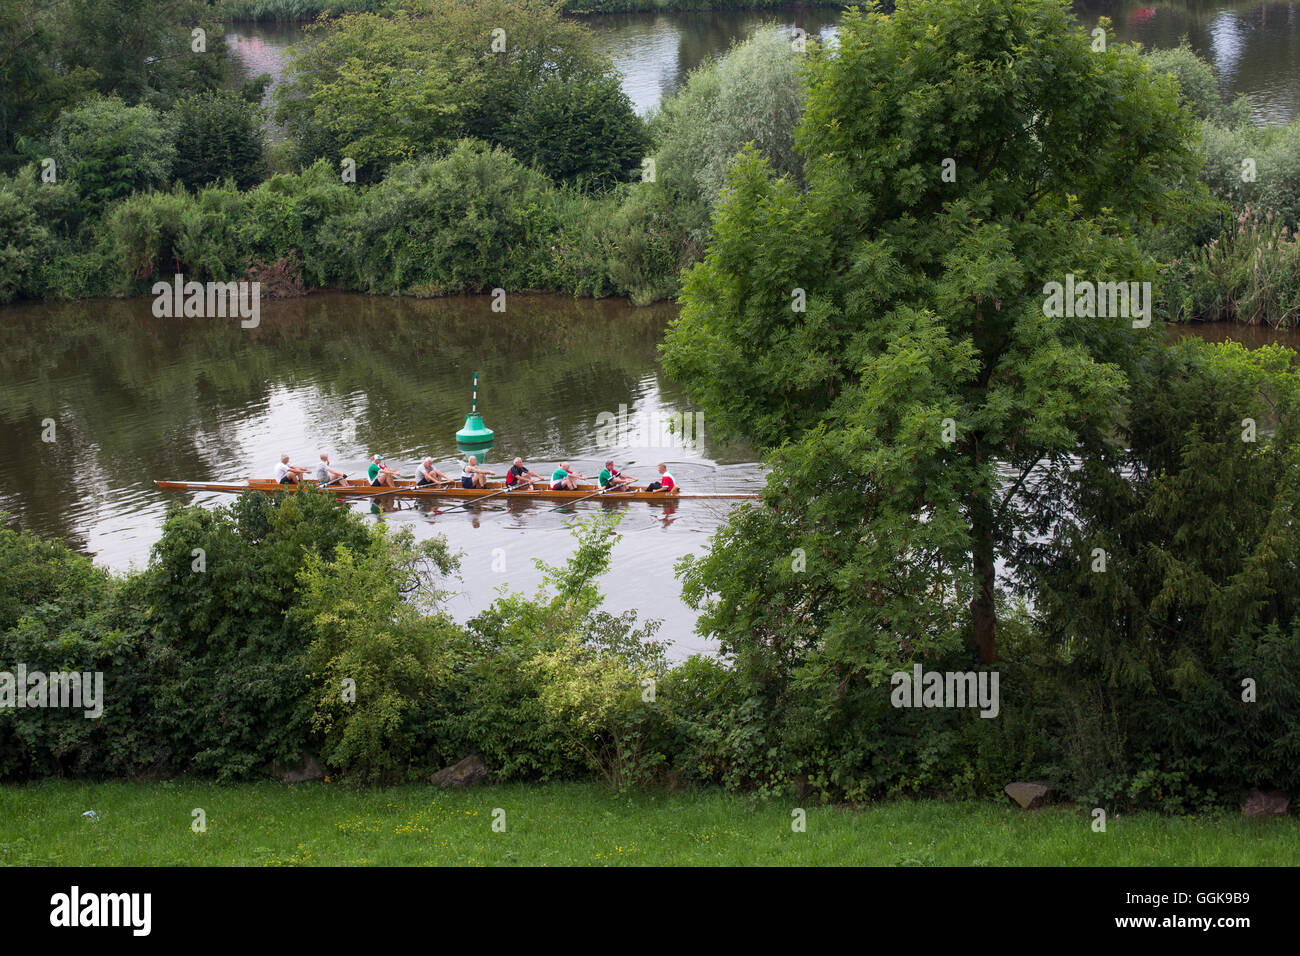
[1, 781, 1294, 866]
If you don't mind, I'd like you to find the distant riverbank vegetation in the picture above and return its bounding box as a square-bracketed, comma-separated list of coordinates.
[213, 0, 849, 22]
[3, 0, 1300, 323]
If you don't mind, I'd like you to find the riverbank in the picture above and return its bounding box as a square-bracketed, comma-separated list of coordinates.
[3, 780, 1294, 865]
[215, 0, 849, 22]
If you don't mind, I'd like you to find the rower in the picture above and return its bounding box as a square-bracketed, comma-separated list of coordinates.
[274, 453, 310, 485]
[598, 459, 635, 492]
[368, 454, 402, 488]
[645, 462, 677, 493]
[505, 457, 543, 491]
[416, 458, 451, 488]
[315, 453, 347, 486]
[550, 462, 587, 491]
[460, 455, 492, 489]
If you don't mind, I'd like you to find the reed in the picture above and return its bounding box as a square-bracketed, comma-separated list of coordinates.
[1162, 207, 1300, 329]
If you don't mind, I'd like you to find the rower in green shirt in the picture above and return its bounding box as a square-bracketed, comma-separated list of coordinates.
[598, 459, 635, 491]
[550, 462, 586, 491]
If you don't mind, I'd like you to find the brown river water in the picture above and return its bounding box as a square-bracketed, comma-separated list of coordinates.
[2, 293, 1297, 657]
[0, 294, 763, 658]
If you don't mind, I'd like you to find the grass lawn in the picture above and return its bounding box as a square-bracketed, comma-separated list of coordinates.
[0, 780, 1294, 866]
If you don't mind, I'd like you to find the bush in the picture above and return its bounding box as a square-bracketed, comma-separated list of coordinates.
[48, 95, 176, 206]
[144, 492, 372, 780]
[0, 520, 156, 779]
[277, 0, 618, 181]
[1027, 339, 1300, 808]
[169, 90, 267, 191]
[1143, 42, 1248, 125]
[440, 512, 668, 786]
[321, 140, 560, 294]
[298, 527, 461, 784]
[0, 164, 121, 301]
[650, 26, 806, 242]
[1159, 206, 1300, 327]
[502, 74, 649, 191]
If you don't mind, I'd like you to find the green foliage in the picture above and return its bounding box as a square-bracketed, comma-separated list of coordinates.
[502, 74, 648, 191]
[664, 0, 1198, 798]
[0, 168, 87, 302]
[49, 96, 176, 206]
[144, 492, 372, 780]
[321, 141, 560, 294]
[57, 0, 228, 108]
[441, 512, 668, 786]
[169, 91, 267, 191]
[1159, 207, 1300, 328]
[100, 161, 360, 290]
[1142, 42, 1250, 126]
[0, 0, 96, 167]
[1197, 116, 1300, 230]
[650, 25, 806, 242]
[276, 0, 624, 184]
[0, 519, 156, 779]
[219, 0, 382, 20]
[1024, 339, 1300, 807]
[298, 527, 461, 784]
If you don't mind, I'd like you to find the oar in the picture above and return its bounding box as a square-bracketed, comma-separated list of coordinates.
[351, 475, 415, 499]
[546, 484, 610, 512]
[429, 481, 516, 515]
[362, 471, 498, 503]
[319, 473, 350, 489]
[345, 475, 451, 499]
[413, 478, 461, 491]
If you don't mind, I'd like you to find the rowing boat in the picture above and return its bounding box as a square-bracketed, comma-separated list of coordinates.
[154, 478, 758, 501]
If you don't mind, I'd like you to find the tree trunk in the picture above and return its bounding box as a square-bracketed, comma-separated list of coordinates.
[969, 461, 997, 664]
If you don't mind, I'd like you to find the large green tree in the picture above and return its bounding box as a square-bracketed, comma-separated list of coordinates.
[664, 0, 1197, 681]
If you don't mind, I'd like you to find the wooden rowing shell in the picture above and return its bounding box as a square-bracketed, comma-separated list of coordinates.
[153, 478, 758, 501]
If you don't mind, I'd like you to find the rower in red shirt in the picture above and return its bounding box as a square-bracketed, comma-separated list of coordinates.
[646, 462, 676, 493]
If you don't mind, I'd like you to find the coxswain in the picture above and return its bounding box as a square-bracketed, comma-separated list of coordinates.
[645, 462, 677, 493]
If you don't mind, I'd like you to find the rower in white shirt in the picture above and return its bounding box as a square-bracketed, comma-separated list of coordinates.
[274, 453, 310, 485]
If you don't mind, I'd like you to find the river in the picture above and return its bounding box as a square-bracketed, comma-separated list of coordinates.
[0, 294, 762, 659]
[227, 2, 1300, 123]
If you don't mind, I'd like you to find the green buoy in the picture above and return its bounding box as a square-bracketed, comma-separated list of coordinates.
[455, 373, 495, 445]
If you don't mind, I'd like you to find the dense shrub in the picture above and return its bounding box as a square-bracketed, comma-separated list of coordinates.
[502, 74, 649, 191]
[0, 520, 156, 778]
[298, 527, 462, 784]
[320, 141, 561, 294]
[1159, 207, 1300, 327]
[1024, 339, 1300, 809]
[169, 90, 267, 191]
[143, 492, 372, 780]
[440, 512, 668, 785]
[650, 26, 806, 242]
[1143, 42, 1250, 125]
[48, 96, 176, 206]
[276, 0, 631, 184]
